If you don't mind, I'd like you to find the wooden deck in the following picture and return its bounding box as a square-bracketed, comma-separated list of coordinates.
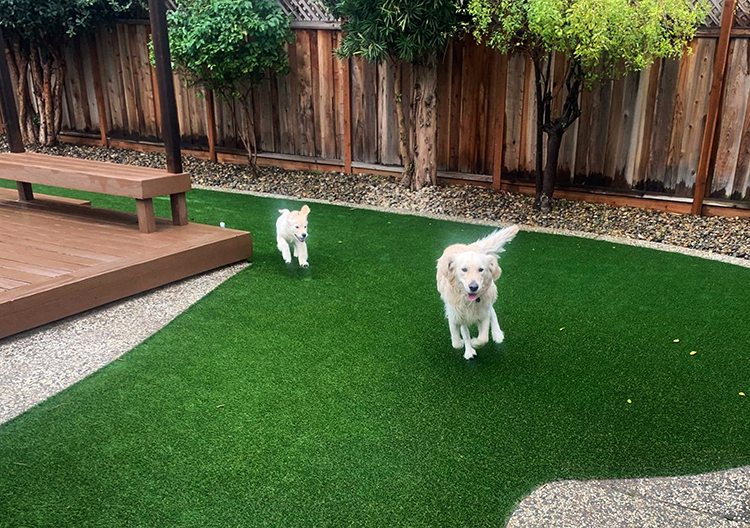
[0, 190, 252, 339]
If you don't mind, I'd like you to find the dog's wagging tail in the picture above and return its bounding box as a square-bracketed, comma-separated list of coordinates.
[470, 225, 520, 256]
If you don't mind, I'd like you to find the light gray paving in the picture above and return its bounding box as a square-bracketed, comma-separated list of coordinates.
[507, 478, 750, 528]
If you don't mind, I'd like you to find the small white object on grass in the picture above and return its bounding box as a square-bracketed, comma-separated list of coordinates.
[220, 221, 226, 228]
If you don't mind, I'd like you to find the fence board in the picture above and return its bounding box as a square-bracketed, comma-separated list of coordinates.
[504, 52, 526, 174]
[711, 39, 750, 197]
[351, 56, 377, 163]
[317, 31, 337, 159]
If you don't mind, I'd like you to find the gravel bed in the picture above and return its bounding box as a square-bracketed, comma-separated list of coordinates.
[3, 135, 749, 260]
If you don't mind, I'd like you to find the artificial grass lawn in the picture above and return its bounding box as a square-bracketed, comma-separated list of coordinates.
[1, 181, 750, 527]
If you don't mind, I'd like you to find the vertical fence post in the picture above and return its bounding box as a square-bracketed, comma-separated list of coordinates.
[88, 31, 109, 147]
[692, 0, 736, 215]
[492, 54, 508, 190]
[342, 57, 352, 174]
[205, 89, 218, 163]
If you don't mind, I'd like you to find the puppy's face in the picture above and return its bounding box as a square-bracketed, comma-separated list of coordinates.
[451, 251, 501, 302]
[286, 205, 310, 242]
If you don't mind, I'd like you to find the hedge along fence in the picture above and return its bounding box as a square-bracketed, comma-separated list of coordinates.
[4, 0, 750, 209]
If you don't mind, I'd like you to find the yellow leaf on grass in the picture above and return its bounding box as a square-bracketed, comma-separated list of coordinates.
[627, 399, 632, 404]
[559, 327, 565, 331]
[690, 351, 697, 356]
[673, 339, 680, 343]
[740, 392, 746, 397]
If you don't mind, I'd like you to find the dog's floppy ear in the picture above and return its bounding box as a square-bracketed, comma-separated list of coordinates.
[300, 205, 310, 216]
[436, 255, 456, 285]
[488, 258, 502, 280]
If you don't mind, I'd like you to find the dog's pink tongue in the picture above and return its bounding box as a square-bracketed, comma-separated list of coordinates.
[467, 293, 478, 302]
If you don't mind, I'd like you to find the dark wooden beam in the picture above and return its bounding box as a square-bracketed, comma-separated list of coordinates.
[148, 0, 183, 174]
[0, 27, 24, 153]
[492, 54, 507, 190]
[205, 90, 217, 163]
[342, 57, 352, 174]
[692, 0, 735, 215]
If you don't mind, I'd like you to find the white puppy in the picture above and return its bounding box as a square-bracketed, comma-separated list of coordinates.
[276, 205, 310, 267]
[436, 226, 519, 360]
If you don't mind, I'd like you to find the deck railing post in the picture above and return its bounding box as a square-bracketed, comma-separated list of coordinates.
[148, 0, 189, 226]
[692, 0, 736, 215]
[148, 0, 183, 175]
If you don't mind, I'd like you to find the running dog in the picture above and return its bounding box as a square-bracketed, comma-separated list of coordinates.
[436, 226, 519, 359]
[276, 205, 310, 267]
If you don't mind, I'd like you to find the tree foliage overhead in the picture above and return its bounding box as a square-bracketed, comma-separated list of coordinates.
[466, 0, 708, 211]
[467, 0, 710, 86]
[323, 0, 460, 64]
[166, 0, 293, 99]
[0, 0, 134, 44]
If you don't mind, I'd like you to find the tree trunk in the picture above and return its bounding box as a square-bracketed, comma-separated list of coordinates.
[8, 40, 36, 142]
[41, 52, 56, 146]
[29, 46, 47, 145]
[537, 60, 582, 213]
[50, 46, 65, 138]
[412, 53, 438, 191]
[539, 128, 564, 213]
[238, 93, 258, 168]
[533, 60, 545, 202]
[393, 57, 413, 184]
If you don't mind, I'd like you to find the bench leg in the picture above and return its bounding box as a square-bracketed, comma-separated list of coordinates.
[136, 198, 157, 233]
[170, 192, 188, 226]
[17, 182, 33, 201]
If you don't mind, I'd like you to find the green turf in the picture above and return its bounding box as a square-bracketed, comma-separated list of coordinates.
[1, 182, 749, 527]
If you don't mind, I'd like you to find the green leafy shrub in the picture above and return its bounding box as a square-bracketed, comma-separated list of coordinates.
[165, 0, 294, 164]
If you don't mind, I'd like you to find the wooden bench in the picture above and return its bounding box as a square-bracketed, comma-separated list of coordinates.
[0, 152, 191, 233]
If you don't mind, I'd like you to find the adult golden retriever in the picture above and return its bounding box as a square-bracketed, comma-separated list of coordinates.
[436, 226, 519, 359]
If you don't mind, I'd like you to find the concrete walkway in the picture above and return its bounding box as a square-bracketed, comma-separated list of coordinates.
[507, 468, 750, 527]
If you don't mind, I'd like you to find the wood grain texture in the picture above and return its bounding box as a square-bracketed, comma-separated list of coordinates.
[0, 195, 252, 339]
[693, 0, 736, 212]
[0, 152, 191, 199]
[711, 39, 750, 197]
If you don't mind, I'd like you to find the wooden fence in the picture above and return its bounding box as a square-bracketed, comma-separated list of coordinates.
[7, 0, 750, 209]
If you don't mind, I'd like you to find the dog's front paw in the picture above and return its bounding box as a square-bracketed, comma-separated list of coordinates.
[463, 349, 476, 360]
[299, 261, 309, 268]
[471, 337, 488, 348]
[283, 256, 292, 264]
[493, 329, 505, 344]
[452, 338, 463, 349]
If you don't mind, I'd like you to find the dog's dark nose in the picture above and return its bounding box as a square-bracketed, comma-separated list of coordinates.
[469, 281, 479, 293]
[301, 233, 307, 239]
